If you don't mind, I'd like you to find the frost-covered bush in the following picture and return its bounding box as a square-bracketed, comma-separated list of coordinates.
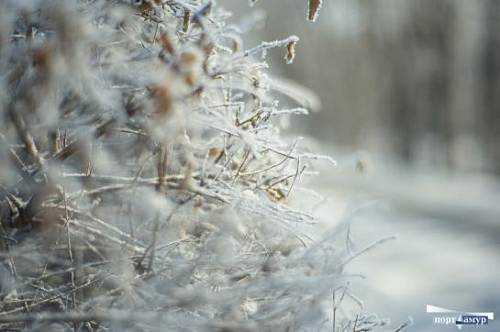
[0, 0, 387, 331]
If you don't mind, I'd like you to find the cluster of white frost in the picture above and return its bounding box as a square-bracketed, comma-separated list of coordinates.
[0, 1, 388, 331]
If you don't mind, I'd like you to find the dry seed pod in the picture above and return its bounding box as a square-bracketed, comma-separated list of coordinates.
[267, 187, 286, 202]
[285, 39, 297, 64]
[208, 147, 224, 163]
[225, 33, 242, 53]
[149, 83, 173, 119]
[159, 32, 175, 55]
[131, 0, 153, 14]
[307, 0, 323, 22]
[208, 147, 223, 158]
[179, 51, 201, 86]
[33, 46, 53, 68]
[180, 51, 199, 66]
[184, 71, 195, 86]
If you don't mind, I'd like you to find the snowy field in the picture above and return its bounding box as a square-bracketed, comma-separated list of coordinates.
[312, 163, 500, 331]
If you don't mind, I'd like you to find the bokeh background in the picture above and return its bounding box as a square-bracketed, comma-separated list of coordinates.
[221, 1, 500, 331]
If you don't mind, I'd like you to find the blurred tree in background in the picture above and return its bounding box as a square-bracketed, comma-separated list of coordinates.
[225, 0, 500, 174]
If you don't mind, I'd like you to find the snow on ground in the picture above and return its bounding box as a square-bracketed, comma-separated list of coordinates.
[310, 165, 500, 331]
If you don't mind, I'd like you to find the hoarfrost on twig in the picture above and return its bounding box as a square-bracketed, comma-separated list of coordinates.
[0, 0, 385, 331]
